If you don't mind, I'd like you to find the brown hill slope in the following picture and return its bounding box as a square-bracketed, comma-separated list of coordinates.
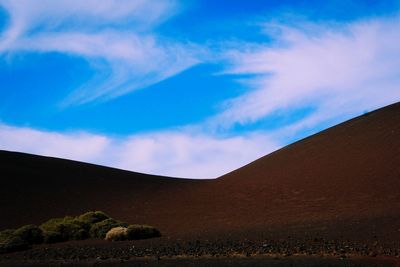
[0, 152, 202, 232]
[0, 102, 399, 243]
[211, 102, 400, 240]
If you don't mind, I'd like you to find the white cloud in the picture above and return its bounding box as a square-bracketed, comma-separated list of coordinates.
[0, 0, 200, 105]
[0, 124, 109, 162]
[110, 131, 278, 178]
[216, 16, 400, 133]
[0, 124, 279, 178]
[16, 31, 200, 105]
[0, 0, 177, 30]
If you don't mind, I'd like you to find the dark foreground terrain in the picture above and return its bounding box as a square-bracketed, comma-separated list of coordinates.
[0, 102, 399, 266]
[2, 256, 400, 267]
[1, 235, 400, 267]
[1, 237, 400, 267]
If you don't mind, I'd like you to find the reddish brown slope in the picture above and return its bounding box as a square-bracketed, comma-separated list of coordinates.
[0, 102, 399, 243]
[0, 152, 203, 233]
[169, 102, 400, 241]
[209, 102, 400, 238]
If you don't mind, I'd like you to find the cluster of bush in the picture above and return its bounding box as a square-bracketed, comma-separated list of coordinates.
[0, 211, 161, 254]
[104, 225, 162, 241]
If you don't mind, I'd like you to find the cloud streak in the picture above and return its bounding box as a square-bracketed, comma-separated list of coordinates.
[0, 0, 201, 105]
[216, 16, 400, 133]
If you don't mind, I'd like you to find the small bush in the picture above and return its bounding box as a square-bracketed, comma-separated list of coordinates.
[0, 226, 43, 253]
[40, 217, 88, 242]
[0, 229, 15, 242]
[13, 224, 43, 244]
[126, 225, 161, 240]
[70, 219, 90, 232]
[90, 219, 128, 239]
[105, 227, 128, 241]
[0, 236, 30, 254]
[40, 218, 64, 232]
[78, 211, 110, 226]
[43, 231, 63, 244]
[61, 222, 88, 240]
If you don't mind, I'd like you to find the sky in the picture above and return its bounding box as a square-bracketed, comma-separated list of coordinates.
[0, 0, 399, 178]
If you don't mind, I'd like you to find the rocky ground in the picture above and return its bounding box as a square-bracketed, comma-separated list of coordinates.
[1, 237, 400, 266]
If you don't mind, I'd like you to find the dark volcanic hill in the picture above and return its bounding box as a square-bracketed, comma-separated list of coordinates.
[1, 102, 399, 244]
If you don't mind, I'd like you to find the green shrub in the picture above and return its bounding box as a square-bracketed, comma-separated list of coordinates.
[60, 222, 88, 240]
[0, 229, 15, 242]
[0, 211, 161, 252]
[67, 217, 91, 234]
[0, 235, 30, 254]
[13, 224, 43, 244]
[0, 225, 43, 253]
[43, 231, 63, 244]
[40, 218, 65, 232]
[89, 219, 128, 238]
[126, 224, 161, 240]
[40, 217, 88, 242]
[105, 227, 128, 241]
[78, 211, 110, 226]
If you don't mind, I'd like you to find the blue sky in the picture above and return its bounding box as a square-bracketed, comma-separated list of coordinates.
[0, 0, 399, 178]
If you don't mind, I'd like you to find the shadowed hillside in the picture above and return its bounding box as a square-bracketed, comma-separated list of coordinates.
[0, 151, 204, 235]
[1, 102, 399, 244]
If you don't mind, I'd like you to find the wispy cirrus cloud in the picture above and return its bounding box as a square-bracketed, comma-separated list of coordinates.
[0, 123, 279, 178]
[215, 16, 400, 134]
[0, 0, 201, 105]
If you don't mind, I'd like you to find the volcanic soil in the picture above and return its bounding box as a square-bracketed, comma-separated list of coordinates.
[0, 102, 399, 266]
